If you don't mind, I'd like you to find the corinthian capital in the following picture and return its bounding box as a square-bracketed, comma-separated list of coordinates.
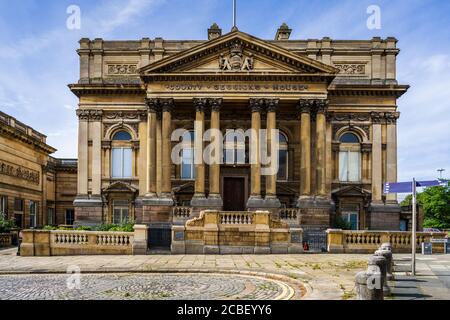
[315, 99, 329, 114]
[145, 98, 160, 113]
[370, 112, 384, 124]
[385, 112, 400, 124]
[160, 98, 174, 113]
[193, 98, 208, 113]
[297, 99, 314, 114]
[209, 98, 223, 112]
[249, 98, 264, 113]
[265, 98, 280, 113]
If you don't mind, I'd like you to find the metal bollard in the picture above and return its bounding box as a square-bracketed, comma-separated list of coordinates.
[355, 270, 384, 300]
[375, 249, 394, 281]
[369, 255, 390, 296]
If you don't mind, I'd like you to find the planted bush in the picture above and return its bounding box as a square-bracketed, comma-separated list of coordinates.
[0, 215, 16, 233]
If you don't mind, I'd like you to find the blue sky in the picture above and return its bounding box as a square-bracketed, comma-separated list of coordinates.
[0, 0, 449, 183]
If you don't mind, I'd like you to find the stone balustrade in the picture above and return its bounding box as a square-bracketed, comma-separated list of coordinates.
[20, 228, 143, 256]
[220, 212, 254, 225]
[279, 208, 300, 226]
[0, 233, 12, 247]
[173, 207, 193, 225]
[327, 229, 447, 253]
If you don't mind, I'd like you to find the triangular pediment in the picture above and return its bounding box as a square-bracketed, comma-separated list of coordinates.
[103, 181, 138, 193]
[332, 185, 371, 197]
[140, 30, 338, 77]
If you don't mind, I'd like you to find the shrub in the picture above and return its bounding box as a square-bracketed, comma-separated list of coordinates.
[0, 215, 16, 233]
[43, 225, 57, 231]
[76, 226, 92, 231]
[94, 220, 135, 232]
[333, 215, 352, 230]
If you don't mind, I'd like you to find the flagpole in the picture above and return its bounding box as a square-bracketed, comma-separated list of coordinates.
[412, 178, 417, 276]
[233, 0, 237, 28]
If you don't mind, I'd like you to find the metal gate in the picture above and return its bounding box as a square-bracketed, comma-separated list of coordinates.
[148, 227, 172, 249]
[303, 227, 328, 253]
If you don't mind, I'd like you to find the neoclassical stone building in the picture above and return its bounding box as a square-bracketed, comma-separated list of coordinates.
[0, 111, 77, 229]
[69, 24, 409, 245]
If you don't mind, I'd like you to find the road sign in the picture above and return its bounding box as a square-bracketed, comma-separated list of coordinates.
[384, 180, 448, 194]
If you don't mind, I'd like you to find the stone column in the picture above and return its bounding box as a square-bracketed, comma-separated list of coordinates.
[371, 112, 383, 203]
[76, 110, 89, 197]
[297, 100, 313, 205]
[315, 100, 328, 199]
[265, 99, 281, 208]
[156, 114, 162, 196]
[386, 113, 399, 203]
[191, 98, 207, 205]
[145, 99, 158, 198]
[208, 98, 223, 207]
[247, 98, 264, 208]
[91, 111, 103, 198]
[160, 99, 174, 204]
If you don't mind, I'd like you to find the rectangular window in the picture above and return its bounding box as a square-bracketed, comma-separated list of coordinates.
[14, 214, 23, 229]
[181, 148, 195, 180]
[14, 198, 24, 212]
[400, 219, 408, 231]
[342, 204, 359, 230]
[0, 196, 7, 218]
[113, 200, 129, 224]
[277, 150, 288, 181]
[65, 209, 75, 225]
[29, 201, 37, 228]
[14, 198, 24, 228]
[339, 151, 360, 182]
[112, 148, 132, 178]
[47, 208, 54, 225]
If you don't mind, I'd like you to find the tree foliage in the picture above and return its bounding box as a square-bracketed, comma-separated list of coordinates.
[400, 182, 450, 229]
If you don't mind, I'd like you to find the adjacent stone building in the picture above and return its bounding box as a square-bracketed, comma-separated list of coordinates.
[0, 111, 77, 228]
[67, 24, 409, 245]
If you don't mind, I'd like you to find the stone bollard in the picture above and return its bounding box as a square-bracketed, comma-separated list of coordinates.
[375, 249, 394, 281]
[355, 271, 384, 300]
[368, 255, 390, 296]
[380, 242, 392, 252]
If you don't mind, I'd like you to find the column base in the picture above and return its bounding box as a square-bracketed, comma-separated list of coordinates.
[247, 196, 265, 209]
[297, 196, 333, 228]
[207, 194, 223, 208]
[143, 197, 174, 206]
[191, 196, 223, 209]
[263, 196, 282, 208]
[73, 196, 103, 226]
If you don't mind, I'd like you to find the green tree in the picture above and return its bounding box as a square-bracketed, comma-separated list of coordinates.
[400, 182, 450, 229]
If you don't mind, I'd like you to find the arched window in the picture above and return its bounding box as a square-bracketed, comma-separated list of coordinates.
[277, 132, 289, 181]
[111, 130, 132, 179]
[112, 131, 132, 141]
[339, 132, 361, 182]
[181, 131, 195, 180]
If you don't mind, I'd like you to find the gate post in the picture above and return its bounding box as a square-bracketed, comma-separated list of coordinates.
[133, 225, 149, 255]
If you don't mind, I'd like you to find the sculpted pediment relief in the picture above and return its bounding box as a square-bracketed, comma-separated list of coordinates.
[140, 30, 338, 77]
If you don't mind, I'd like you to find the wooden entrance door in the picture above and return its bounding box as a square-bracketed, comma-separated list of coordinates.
[223, 177, 246, 211]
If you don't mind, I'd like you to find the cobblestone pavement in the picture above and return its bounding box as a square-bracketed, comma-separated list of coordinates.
[0, 248, 370, 300]
[0, 273, 297, 300]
